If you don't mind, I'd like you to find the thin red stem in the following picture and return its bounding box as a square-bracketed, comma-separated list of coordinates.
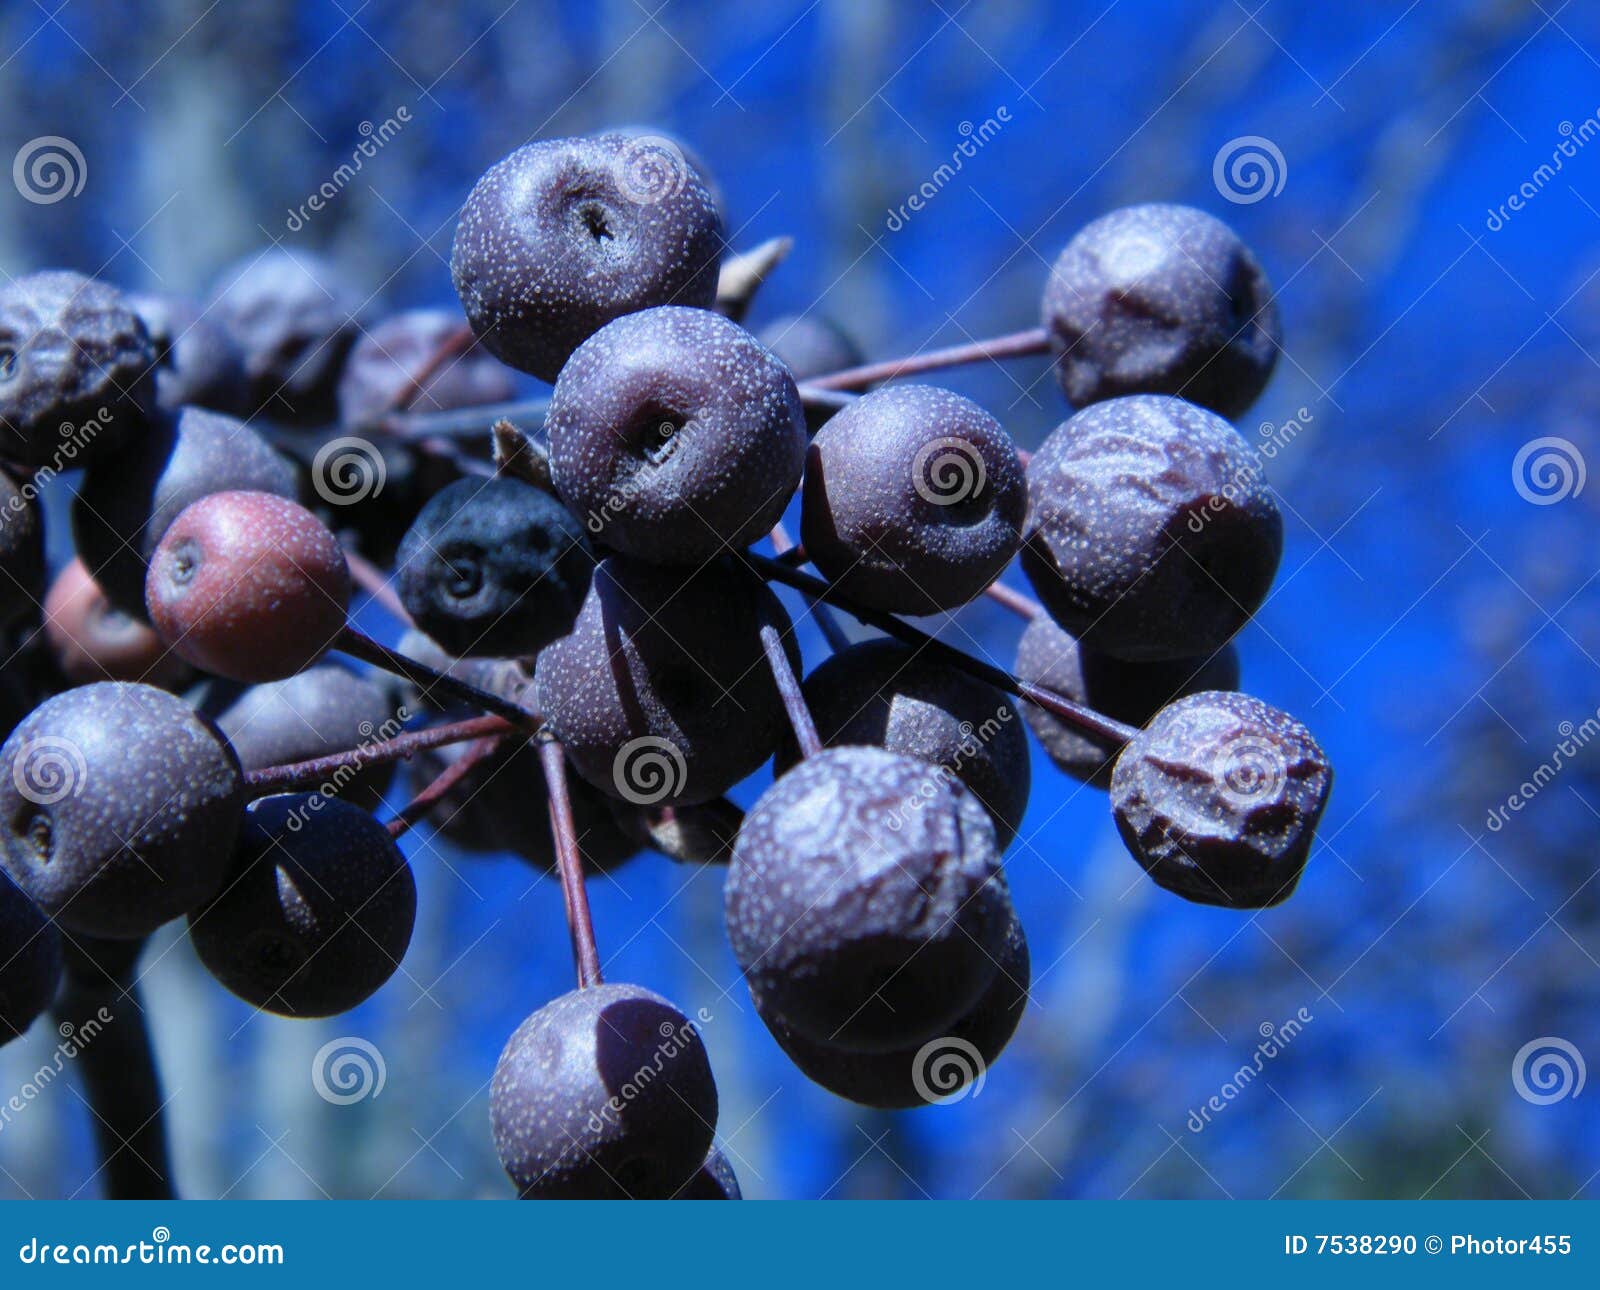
[805, 326, 1052, 392]
[345, 549, 413, 626]
[539, 737, 603, 989]
[393, 324, 478, 414]
[245, 714, 515, 796]
[335, 625, 540, 732]
[386, 735, 505, 838]
[761, 622, 821, 757]
[984, 580, 1042, 620]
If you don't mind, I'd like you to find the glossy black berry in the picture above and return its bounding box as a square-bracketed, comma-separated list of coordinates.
[337, 308, 517, 427]
[0, 270, 156, 468]
[1110, 690, 1331, 908]
[678, 1149, 742, 1199]
[548, 307, 805, 564]
[396, 476, 593, 658]
[802, 385, 1025, 614]
[776, 640, 1030, 850]
[74, 405, 301, 618]
[762, 911, 1028, 1109]
[126, 292, 250, 416]
[1021, 394, 1282, 661]
[189, 793, 416, 1017]
[536, 556, 799, 807]
[490, 982, 718, 1199]
[1042, 203, 1279, 418]
[0, 683, 243, 938]
[452, 134, 724, 384]
[726, 746, 1012, 1053]
[1015, 615, 1239, 786]
[208, 248, 363, 424]
[0, 465, 45, 627]
[0, 867, 62, 1047]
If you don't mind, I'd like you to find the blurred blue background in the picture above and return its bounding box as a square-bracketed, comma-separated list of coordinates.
[2, 0, 1598, 1200]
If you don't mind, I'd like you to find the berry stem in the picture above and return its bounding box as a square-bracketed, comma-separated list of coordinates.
[537, 736, 604, 990]
[54, 935, 174, 1200]
[984, 580, 1042, 620]
[334, 626, 541, 732]
[760, 622, 822, 757]
[391, 324, 478, 415]
[770, 523, 849, 652]
[245, 714, 516, 796]
[746, 553, 1139, 749]
[344, 548, 413, 626]
[386, 734, 505, 838]
[805, 326, 1052, 392]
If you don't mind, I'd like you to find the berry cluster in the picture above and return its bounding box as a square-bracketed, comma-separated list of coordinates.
[0, 129, 1330, 1200]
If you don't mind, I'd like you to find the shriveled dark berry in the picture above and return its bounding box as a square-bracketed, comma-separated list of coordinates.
[452, 134, 724, 384]
[0, 465, 45, 627]
[1042, 203, 1279, 418]
[726, 746, 1012, 1053]
[1021, 394, 1281, 661]
[189, 793, 416, 1017]
[396, 476, 592, 658]
[1015, 614, 1239, 786]
[126, 292, 250, 416]
[73, 405, 300, 618]
[0, 270, 157, 468]
[1110, 690, 1330, 908]
[536, 556, 798, 807]
[801, 385, 1025, 614]
[490, 982, 718, 1199]
[146, 491, 351, 683]
[42, 558, 190, 688]
[776, 640, 1030, 850]
[337, 308, 517, 427]
[762, 911, 1028, 1109]
[678, 1149, 741, 1199]
[756, 314, 864, 381]
[548, 307, 804, 564]
[208, 248, 364, 424]
[0, 868, 62, 1047]
[0, 682, 243, 938]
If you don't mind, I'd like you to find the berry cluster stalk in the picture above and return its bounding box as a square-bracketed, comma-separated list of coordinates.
[538, 737, 604, 990]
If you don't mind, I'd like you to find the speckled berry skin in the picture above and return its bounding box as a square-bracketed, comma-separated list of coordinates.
[0, 682, 243, 939]
[1111, 690, 1330, 908]
[452, 135, 724, 384]
[396, 476, 593, 658]
[337, 308, 517, 427]
[0, 270, 157, 468]
[1021, 394, 1282, 661]
[74, 406, 301, 618]
[801, 385, 1025, 615]
[548, 307, 805, 564]
[726, 746, 1012, 1053]
[0, 868, 62, 1047]
[145, 490, 351, 683]
[126, 292, 250, 417]
[42, 558, 190, 688]
[535, 556, 799, 807]
[760, 912, 1028, 1110]
[679, 1149, 741, 1200]
[1042, 203, 1279, 419]
[775, 640, 1030, 850]
[208, 248, 363, 424]
[1015, 615, 1239, 786]
[490, 982, 718, 1199]
[0, 466, 45, 628]
[189, 793, 415, 1017]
